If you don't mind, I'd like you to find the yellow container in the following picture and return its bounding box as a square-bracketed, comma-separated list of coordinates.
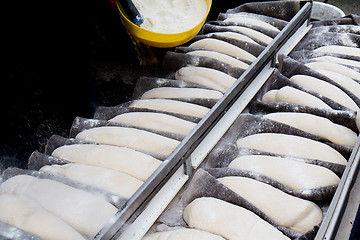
[117, 0, 212, 48]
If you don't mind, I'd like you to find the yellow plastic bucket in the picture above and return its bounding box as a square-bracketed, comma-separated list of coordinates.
[117, 0, 212, 48]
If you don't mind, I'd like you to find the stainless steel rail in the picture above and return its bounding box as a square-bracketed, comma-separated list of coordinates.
[94, 2, 313, 239]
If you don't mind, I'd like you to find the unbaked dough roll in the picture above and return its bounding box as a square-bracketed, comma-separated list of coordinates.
[220, 26, 273, 45]
[183, 197, 290, 240]
[228, 155, 340, 191]
[264, 112, 357, 147]
[262, 86, 332, 110]
[314, 45, 360, 58]
[189, 38, 256, 62]
[0, 194, 86, 240]
[75, 126, 180, 157]
[0, 175, 118, 238]
[224, 16, 280, 33]
[311, 56, 360, 69]
[142, 228, 225, 240]
[305, 61, 360, 82]
[110, 112, 196, 136]
[40, 163, 144, 198]
[130, 99, 210, 118]
[236, 133, 347, 165]
[140, 87, 223, 100]
[187, 50, 250, 69]
[51, 144, 161, 181]
[209, 31, 259, 45]
[218, 176, 322, 234]
[175, 66, 237, 93]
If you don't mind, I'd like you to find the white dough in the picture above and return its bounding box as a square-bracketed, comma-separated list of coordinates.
[140, 87, 223, 100]
[52, 144, 161, 181]
[265, 112, 357, 147]
[175, 66, 237, 93]
[262, 86, 332, 110]
[305, 61, 360, 82]
[130, 99, 210, 118]
[189, 38, 256, 62]
[236, 133, 347, 165]
[311, 56, 360, 69]
[0, 175, 118, 238]
[0, 194, 85, 240]
[110, 112, 196, 136]
[221, 26, 273, 45]
[218, 176, 322, 233]
[142, 228, 225, 240]
[314, 45, 360, 58]
[187, 50, 250, 69]
[224, 16, 280, 33]
[183, 197, 290, 240]
[228, 155, 340, 191]
[40, 163, 144, 198]
[209, 31, 259, 45]
[75, 126, 180, 157]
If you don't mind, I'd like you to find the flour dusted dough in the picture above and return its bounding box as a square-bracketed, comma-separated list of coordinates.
[52, 144, 161, 181]
[262, 86, 332, 110]
[189, 38, 256, 62]
[183, 197, 290, 240]
[75, 126, 180, 157]
[140, 87, 223, 100]
[314, 45, 360, 58]
[40, 163, 144, 198]
[0, 175, 118, 238]
[187, 50, 249, 69]
[221, 26, 273, 45]
[175, 66, 237, 93]
[110, 112, 196, 136]
[218, 176, 322, 234]
[311, 56, 360, 69]
[228, 155, 340, 190]
[0, 194, 85, 240]
[142, 228, 225, 240]
[305, 61, 360, 82]
[130, 99, 210, 118]
[265, 112, 357, 147]
[210, 31, 259, 45]
[236, 133, 347, 165]
[224, 16, 280, 33]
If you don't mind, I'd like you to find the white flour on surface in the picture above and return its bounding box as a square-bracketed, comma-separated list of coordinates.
[133, 0, 207, 33]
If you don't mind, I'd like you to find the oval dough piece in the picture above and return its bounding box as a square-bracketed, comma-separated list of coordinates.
[218, 176, 322, 234]
[142, 228, 225, 240]
[130, 99, 210, 118]
[40, 163, 144, 198]
[110, 112, 196, 136]
[262, 86, 332, 110]
[264, 112, 357, 147]
[314, 45, 360, 58]
[236, 133, 347, 165]
[189, 38, 256, 62]
[175, 66, 237, 93]
[0, 175, 118, 238]
[52, 144, 161, 181]
[305, 61, 360, 82]
[221, 26, 273, 45]
[187, 50, 249, 69]
[311, 56, 360, 69]
[228, 155, 340, 191]
[183, 197, 290, 240]
[75, 126, 180, 157]
[140, 87, 223, 100]
[0, 194, 86, 240]
[209, 31, 259, 45]
[224, 16, 280, 33]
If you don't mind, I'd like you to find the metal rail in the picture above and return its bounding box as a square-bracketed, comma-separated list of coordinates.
[94, 2, 313, 239]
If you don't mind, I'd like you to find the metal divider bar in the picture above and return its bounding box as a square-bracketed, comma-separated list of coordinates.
[94, 2, 312, 239]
